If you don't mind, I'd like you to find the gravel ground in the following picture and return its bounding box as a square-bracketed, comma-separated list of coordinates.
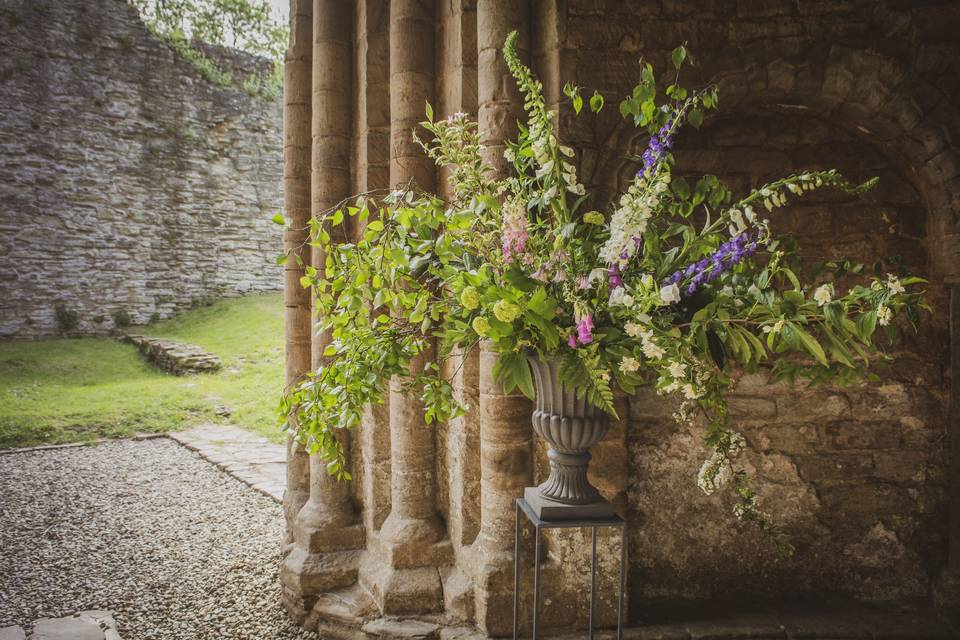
[0, 438, 320, 640]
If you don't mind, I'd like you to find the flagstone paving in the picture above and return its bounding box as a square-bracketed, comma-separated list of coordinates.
[168, 423, 286, 502]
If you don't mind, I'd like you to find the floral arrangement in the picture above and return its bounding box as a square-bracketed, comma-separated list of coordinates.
[281, 34, 927, 546]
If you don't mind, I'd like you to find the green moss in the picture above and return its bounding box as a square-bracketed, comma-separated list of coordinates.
[0, 293, 284, 449]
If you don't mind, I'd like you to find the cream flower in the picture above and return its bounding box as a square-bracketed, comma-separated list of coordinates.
[641, 340, 666, 360]
[619, 356, 640, 373]
[886, 275, 905, 295]
[878, 304, 893, 326]
[624, 322, 644, 338]
[659, 283, 681, 305]
[668, 362, 687, 379]
[813, 284, 832, 307]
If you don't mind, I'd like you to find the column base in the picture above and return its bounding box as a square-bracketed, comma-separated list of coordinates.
[293, 500, 365, 552]
[279, 546, 362, 622]
[358, 552, 445, 615]
[377, 513, 453, 568]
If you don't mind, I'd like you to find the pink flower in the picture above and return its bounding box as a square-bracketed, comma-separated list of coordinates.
[501, 200, 529, 263]
[576, 315, 594, 345]
[567, 333, 578, 348]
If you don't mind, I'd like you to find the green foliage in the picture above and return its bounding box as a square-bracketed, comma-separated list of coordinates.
[54, 303, 79, 336]
[111, 310, 133, 328]
[130, 0, 285, 96]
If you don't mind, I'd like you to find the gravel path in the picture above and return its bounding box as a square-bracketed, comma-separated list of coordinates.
[0, 439, 320, 640]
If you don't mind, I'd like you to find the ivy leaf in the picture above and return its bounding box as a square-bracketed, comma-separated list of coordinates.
[271, 213, 286, 226]
[671, 45, 687, 70]
[573, 92, 584, 115]
[589, 91, 604, 113]
[688, 108, 703, 129]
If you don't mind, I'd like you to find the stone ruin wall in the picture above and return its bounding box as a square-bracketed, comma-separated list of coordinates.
[0, 0, 283, 339]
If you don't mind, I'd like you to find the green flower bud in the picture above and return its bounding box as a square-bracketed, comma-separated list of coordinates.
[583, 211, 605, 225]
[493, 300, 521, 323]
[471, 316, 490, 337]
[459, 286, 480, 310]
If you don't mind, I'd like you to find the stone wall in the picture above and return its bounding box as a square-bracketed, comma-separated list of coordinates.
[549, 0, 959, 620]
[280, 1, 960, 635]
[0, 0, 283, 339]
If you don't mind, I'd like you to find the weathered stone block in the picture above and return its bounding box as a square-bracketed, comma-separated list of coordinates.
[823, 421, 901, 450]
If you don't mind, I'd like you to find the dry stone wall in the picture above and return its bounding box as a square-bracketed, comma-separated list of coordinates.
[0, 0, 283, 339]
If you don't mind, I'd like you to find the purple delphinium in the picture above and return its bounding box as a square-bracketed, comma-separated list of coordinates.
[636, 115, 676, 180]
[608, 264, 623, 289]
[664, 233, 759, 297]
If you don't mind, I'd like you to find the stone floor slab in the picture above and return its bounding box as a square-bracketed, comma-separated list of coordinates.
[0, 627, 26, 640]
[168, 423, 286, 502]
[30, 617, 103, 640]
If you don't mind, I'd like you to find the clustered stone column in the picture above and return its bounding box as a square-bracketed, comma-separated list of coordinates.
[280, 0, 363, 623]
[357, 0, 454, 615]
[471, 3, 534, 635]
[281, 0, 626, 633]
[281, 0, 312, 551]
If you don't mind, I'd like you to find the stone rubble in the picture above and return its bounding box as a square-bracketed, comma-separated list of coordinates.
[122, 335, 222, 375]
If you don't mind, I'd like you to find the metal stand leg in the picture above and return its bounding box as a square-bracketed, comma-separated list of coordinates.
[617, 525, 627, 640]
[532, 525, 541, 640]
[514, 501, 521, 640]
[589, 526, 597, 640]
[513, 499, 627, 640]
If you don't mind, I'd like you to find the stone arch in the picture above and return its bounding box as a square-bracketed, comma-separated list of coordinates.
[590, 44, 960, 281]
[575, 38, 956, 613]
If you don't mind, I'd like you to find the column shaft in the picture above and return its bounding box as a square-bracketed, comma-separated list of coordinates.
[281, 0, 362, 623]
[359, 0, 450, 616]
[473, 3, 533, 635]
[477, 0, 529, 174]
[282, 0, 313, 548]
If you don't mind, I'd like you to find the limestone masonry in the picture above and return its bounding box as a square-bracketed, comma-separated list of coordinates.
[0, 0, 283, 339]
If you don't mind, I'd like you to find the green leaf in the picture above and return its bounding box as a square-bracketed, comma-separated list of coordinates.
[785, 323, 828, 366]
[271, 213, 286, 225]
[671, 45, 687, 69]
[589, 91, 605, 113]
[688, 108, 703, 129]
[857, 310, 878, 342]
[425, 101, 434, 121]
[573, 92, 584, 115]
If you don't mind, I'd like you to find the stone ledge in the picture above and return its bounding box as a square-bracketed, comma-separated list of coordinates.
[307, 605, 953, 640]
[122, 334, 222, 375]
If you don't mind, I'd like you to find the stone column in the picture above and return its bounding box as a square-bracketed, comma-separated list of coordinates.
[473, 3, 533, 635]
[280, 0, 363, 623]
[477, 0, 529, 174]
[358, 0, 451, 616]
[282, 0, 313, 550]
[474, 341, 533, 635]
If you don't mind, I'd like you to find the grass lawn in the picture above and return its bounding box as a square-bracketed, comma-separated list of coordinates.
[0, 293, 285, 449]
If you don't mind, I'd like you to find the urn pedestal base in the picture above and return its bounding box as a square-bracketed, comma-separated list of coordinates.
[523, 486, 615, 520]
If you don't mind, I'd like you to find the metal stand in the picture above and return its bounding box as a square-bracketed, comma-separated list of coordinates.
[513, 497, 627, 640]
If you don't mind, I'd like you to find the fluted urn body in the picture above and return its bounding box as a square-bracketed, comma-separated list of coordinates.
[526, 357, 613, 518]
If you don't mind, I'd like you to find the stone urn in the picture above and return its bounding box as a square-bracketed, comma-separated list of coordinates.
[524, 356, 615, 520]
